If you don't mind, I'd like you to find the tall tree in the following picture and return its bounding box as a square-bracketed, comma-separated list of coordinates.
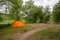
[23, 0, 34, 23]
[0, 0, 23, 20]
[8, 0, 23, 20]
[23, 0, 43, 23]
[43, 6, 51, 23]
[52, 1, 60, 23]
[30, 6, 43, 23]
[0, 0, 9, 13]
[23, 0, 34, 16]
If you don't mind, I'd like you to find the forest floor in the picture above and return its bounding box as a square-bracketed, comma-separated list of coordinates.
[11, 23, 60, 40]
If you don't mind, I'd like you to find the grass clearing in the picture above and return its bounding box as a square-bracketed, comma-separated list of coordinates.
[0, 37, 13, 40]
[0, 24, 36, 40]
[0, 24, 36, 33]
[27, 26, 60, 40]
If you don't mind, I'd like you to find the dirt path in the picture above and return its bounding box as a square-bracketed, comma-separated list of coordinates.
[11, 23, 60, 40]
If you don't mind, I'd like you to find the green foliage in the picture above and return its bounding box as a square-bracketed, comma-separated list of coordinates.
[43, 6, 51, 23]
[0, 23, 11, 29]
[0, 16, 3, 22]
[0, 0, 60, 24]
[23, 0, 43, 23]
[52, 1, 60, 23]
[29, 6, 43, 23]
[8, 0, 23, 20]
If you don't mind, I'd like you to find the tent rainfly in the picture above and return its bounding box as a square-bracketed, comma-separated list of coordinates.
[12, 20, 26, 28]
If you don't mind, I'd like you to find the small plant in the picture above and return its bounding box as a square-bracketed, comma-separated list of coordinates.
[0, 16, 3, 22]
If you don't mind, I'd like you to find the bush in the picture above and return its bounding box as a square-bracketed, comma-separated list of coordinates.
[0, 16, 3, 22]
[0, 23, 11, 29]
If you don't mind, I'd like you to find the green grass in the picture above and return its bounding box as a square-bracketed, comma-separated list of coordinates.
[27, 26, 60, 40]
[0, 24, 36, 33]
[0, 37, 13, 40]
[0, 24, 36, 40]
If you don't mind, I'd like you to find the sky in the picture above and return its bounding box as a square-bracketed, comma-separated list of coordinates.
[0, 0, 59, 12]
[23, 0, 59, 9]
[0, 5, 6, 13]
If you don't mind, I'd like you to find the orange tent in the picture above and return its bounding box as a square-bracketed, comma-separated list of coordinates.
[12, 20, 26, 28]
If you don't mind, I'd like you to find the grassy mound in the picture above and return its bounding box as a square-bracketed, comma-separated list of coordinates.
[27, 27, 60, 40]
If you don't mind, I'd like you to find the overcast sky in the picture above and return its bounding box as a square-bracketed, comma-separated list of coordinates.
[23, 0, 59, 8]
